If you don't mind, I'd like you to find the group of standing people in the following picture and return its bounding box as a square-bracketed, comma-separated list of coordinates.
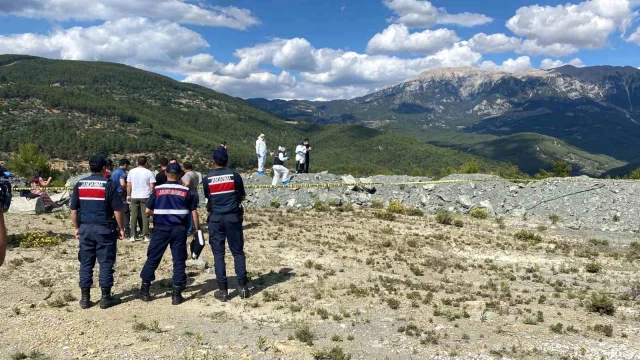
[255, 134, 312, 187]
[70, 147, 249, 309]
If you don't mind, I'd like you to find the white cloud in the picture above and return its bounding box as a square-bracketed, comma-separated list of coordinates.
[367, 24, 459, 54]
[507, 0, 634, 55]
[540, 58, 586, 70]
[628, 26, 640, 45]
[479, 56, 532, 73]
[0, 18, 208, 70]
[0, 0, 260, 30]
[468, 33, 521, 53]
[383, 0, 493, 28]
[184, 71, 371, 100]
[519, 40, 580, 57]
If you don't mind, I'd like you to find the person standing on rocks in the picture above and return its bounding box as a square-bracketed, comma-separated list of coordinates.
[295, 141, 306, 174]
[256, 134, 268, 175]
[70, 154, 126, 309]
[181, 162, 200, 235]
[303, 138, 312, 174]
[202, 149, 250, 302]
[272, 146, 291, 187]
[139, 163, 199, 305]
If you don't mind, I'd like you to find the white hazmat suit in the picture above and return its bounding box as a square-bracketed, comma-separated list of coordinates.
[272, 147, 290, 186]
[255, 135, 267, 173]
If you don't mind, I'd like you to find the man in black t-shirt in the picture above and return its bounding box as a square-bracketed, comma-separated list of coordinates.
[303, 138, 312, 174]
[155, 158, 169, 187]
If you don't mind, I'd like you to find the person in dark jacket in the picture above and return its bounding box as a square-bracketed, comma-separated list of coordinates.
[70, 154, 126, 309]
[303, 138, 312, 173]
[202, 149, 249, 302]
[139, 163, 199, 305]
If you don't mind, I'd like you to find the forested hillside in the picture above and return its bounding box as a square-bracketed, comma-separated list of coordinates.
[0, 55, 521, 177]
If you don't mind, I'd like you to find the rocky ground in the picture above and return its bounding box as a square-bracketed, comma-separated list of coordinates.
[1, 206, 639, 360]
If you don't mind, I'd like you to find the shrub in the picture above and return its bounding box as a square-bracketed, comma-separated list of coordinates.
[587, 292, 615, 316]
[406, 208, 424, 217]
[585, 262, 602, 274]
[10, 232, 63, 248]
[313, 201, 329, 212]
[312, 347, 352, 360]
[387, 298, 400, 310]
[550, 323, 564, 334]
[387, 201, 406, 214]
[371, 200, 383, 209]
[337, 203, 354, 212]
[552, 161, 572, 177]
[514, 230, 542, 244]
[454, 219, 464, 228]
[270, 199, 280, 208]
[470, 208, 488, 219]
[549, 214, 560, 225]
[295, 325, 315, 346]
[588, 238, 609, 247]
[374, 211, 395, 221]
[6, 142, 51, 179]
[593, 324, 613, 337]
[436, 211, 454, 225]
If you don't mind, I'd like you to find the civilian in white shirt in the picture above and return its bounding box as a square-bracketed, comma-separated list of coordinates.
[127, 156, 156, 242]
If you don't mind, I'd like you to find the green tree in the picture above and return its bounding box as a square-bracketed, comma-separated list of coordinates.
[459, 160, 480, 174]
[552, 161, 572, 177]
[628, 168, 640, 179]
[6, 143, 50, 178]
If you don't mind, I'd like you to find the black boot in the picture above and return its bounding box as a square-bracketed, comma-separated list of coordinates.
[238, 278, 251, 299]
[79, 287, 92, 309]
[214, 283, 229, 302]
[172, 286, 185, 305]
[139, 282, 152, 302]
[100, 287, 122, 309]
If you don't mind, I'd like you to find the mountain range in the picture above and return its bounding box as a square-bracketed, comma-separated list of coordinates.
[249, 65, 640, 176]
[0, 55, 520, 178]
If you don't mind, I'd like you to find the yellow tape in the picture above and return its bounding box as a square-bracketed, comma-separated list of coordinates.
[12, 176, 637, 192]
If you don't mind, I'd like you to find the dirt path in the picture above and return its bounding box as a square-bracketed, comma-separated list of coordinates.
[0, 210, 638, 359]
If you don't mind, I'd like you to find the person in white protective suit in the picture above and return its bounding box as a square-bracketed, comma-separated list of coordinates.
[295, 141, 306, 174]
[255, 134, 268, 175]
[272, 147, 291, 187]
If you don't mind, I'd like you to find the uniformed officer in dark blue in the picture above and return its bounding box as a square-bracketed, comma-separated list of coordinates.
[203, 149, 249, 302]
[139, 163, 199, 305]
[70, 154, 126, 310]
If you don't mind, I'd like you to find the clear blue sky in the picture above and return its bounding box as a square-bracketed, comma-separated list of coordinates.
[1, 0, 639, 100]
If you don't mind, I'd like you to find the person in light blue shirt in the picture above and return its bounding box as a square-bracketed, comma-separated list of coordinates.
[110, 159, 130, 236]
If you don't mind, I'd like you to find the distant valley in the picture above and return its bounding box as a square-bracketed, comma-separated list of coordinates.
[249, 65, 640, 176]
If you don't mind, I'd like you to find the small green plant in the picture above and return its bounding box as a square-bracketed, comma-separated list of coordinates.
[38, 278, 54, 287]
[550, 323, 564, 334]
[585, 262, 603, 273]
[522, 316, 538, 325]
[133, 321, 149, 332]
[387, 201, 406, 214]
[374, 211, 395, 221]
[588, 238, 609, 246]
[337, 203, 354, 212]
[592, 324, 613, 337]
[470, 208, 488, 219]
[387, 298, 400, 310]
[316, 308, 330, 319]
[549, 214, 560, 225]
[371, 200, 383, 209]
[313, 201, 329, 212]
[514, 230, 542, 243]
[270, 199, 280, 208]
[295, 325, 315, 346]
[346, 234, 356, 241]
[262, 290, 280, 302]
[312, 347, 352, 360]
[381, 226, 394, 235]
[454, 219, 464, 228]
[406, 208, 424, 216]
[588, 292, 615, 316]
[47, 296, 67, 308]
[256, 336, 268, 351]
[331, 334, 343, 342]
[10, 232, 63, 248]
[436, 210, 454, 225]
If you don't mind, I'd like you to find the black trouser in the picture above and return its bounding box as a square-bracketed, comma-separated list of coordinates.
[140, 225, 188, 287]
[303, 156, 310, 173]
[117, 192, 131, 236]
[208, 213, 247, 287]
[78, 224, 118, 288]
